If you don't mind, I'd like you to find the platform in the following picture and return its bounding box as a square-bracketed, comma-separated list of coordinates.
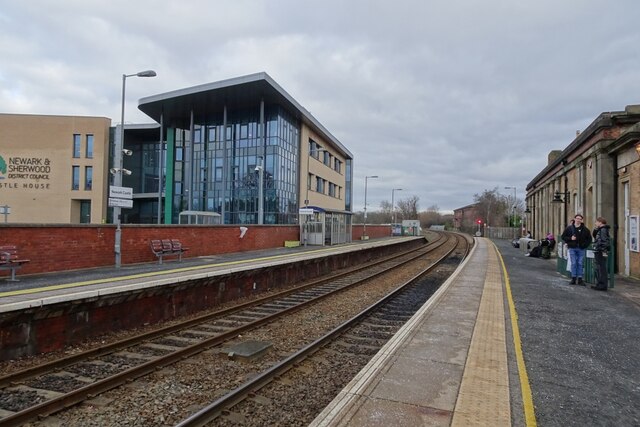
[0, 236, 423, 313]
[311, 237, 640, 426]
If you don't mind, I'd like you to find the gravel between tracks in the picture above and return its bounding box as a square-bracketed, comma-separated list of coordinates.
[18, 237, 457, 426]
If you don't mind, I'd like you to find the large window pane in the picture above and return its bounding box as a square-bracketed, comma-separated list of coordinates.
[73, 134, 81, 158]
[86, 135, 94, 158]
[72, 166, 80, 190]
[85, 166, 93, 190]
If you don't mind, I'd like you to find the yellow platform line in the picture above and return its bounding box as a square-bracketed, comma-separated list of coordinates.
[494, 241, 538, 427]
[0, 245, 346, 298]
[451, 240, 511, 426]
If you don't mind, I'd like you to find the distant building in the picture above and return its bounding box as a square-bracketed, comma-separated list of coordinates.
[526, 104, 640, 278]
[0, 73, 355, 245]
[453, 203, 481, 233]
[128, 72, 354, 230]
[0, 114, 111, 224]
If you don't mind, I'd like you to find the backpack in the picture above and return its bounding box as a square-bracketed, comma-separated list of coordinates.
[541, 245, 550, 259]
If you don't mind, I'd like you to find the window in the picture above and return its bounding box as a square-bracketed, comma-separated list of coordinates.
[85, 135, 94, 158]
[324, 151, 331, 166]
[73, 134, 81, 158]
[316, 176, 324, 194]
[72, 166, 80, 190]
[329, 182, 336, 197]
[334, 159, 341, 173]
[85, 166, 93, 190]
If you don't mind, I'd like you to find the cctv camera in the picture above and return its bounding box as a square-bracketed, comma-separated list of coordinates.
[122, 168, 132, 176]
[122, 149, 133, 156]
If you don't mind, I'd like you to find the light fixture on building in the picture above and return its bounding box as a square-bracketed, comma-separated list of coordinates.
[110, 167, 132, 176]
[635, 142, 640, 157]
[552, 191, 570, 204]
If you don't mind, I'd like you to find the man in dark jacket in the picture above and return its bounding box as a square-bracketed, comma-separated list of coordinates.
[591, 217, 611, 291]
[561, 214, 592, 285]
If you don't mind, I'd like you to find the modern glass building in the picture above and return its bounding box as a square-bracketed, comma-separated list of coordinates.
[120, 73, 353, 241]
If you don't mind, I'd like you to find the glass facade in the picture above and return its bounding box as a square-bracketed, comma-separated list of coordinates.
[168, 105, 300, 224]
[345, 159, 353, 211]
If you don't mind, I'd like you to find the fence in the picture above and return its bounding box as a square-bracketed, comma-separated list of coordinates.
[484, 227, 520, 240]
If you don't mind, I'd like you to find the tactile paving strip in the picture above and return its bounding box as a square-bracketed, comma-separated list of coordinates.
[451, 243, 511, 426]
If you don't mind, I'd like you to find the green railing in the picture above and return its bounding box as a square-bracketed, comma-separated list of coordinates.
[556, 241, 615, 288]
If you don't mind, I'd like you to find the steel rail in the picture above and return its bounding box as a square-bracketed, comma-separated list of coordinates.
[0, 235, 448, 426]
[175, 234, 466, 427]
[0, 235, 442, 388]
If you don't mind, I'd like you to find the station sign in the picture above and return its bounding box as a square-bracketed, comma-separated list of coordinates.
[109, 186, 133, 199]
[299, 208, 315, 215]
[108, 197, 133, 209]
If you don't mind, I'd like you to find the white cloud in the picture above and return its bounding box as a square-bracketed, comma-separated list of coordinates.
[1, 0, 640, 211]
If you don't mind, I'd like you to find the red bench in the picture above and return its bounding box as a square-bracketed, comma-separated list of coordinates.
[0, 245, 30, 281]
[150, 239, 189, 264]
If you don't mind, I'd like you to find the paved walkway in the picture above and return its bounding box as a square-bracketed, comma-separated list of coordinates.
[495, 238, 640, 426]
[312, 237, 640, 426]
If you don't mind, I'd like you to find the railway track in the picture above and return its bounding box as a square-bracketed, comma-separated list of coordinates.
[177, 232, 471, 426]
[0, 233, 462, 426]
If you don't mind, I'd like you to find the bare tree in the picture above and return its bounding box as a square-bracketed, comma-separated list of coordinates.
[379, 200, 393, 223]
[419, 204, 442, 228]
[473, 188, 509, 227]
[397, 195, 419, 220]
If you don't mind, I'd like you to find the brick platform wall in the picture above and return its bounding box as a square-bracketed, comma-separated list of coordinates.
[0, 237, 425, 359]
[0, 224, 392, 277]
[0, 225, 299, 276]
[352, 224, 392, 239]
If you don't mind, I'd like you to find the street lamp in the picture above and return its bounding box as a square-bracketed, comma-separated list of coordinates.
[363, 175, 379, 239]
[391, 188, 403, 224]
[256, 156, 264, 225]
[114, 69, 156, 268]
[504, 186, 516, 228]
[524, 204, 536, 237]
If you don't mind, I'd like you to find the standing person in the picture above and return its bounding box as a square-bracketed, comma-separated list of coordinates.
[591, 217, 611, 291]
[561, 214, 592, 285]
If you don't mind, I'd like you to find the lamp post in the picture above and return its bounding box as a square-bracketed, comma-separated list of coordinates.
[256, 156, 264, 224]
[552, 189, 570, 240]
[114, 69, 156, 268]
[504, 186, 516, 229]
[524, 204, 536, 238]
[391, 188, 403, 224]
[363, 175, 379, 239]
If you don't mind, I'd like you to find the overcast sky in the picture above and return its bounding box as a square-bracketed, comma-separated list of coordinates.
[2, 0, 640, 213]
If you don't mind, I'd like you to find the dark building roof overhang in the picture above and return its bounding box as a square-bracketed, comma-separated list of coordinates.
[137, 72, 352, 159]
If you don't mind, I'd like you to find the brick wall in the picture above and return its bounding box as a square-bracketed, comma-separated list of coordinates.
[0, 224, 392, 276]
[0, 225, 299, 276]
[352, 224, 392, 239]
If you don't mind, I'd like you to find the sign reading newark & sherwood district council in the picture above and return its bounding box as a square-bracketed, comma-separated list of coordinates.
[0, 154, 53, 190]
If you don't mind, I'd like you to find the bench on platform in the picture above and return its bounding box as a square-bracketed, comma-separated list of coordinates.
[150, 239, 189, 264]
[0, 245, 30, 281]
